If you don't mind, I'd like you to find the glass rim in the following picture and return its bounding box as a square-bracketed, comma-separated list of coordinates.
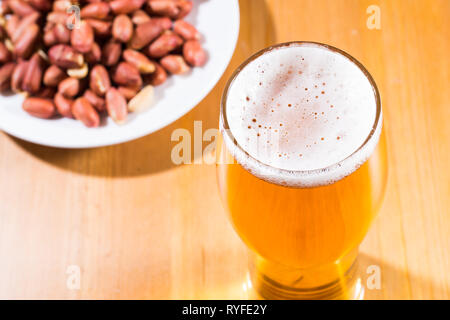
[220, 41, 382, 176]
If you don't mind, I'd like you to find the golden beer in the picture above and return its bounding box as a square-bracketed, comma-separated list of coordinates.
[217, 42, 387, 299]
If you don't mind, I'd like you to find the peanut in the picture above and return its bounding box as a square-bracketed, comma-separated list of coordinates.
[145, 62, 167, 86]
[0, 62, 16, 92]
[109, 0, 146, 15]
[8, 0, 37, 17]
[173, 19, 200, 41]
[148, 0, 180, 18]
[5, 15, 19, 39]
[43, 26, 58, 47]
[132, 10, 151, 25]
[54, 92, 74, 118]
[67, 63, 89, 79]
[53, 23, 71, 44]
[86, 19, 112, 37]
[113, 62, 143, 87]
[147, 32, 183, 58]
[36, 87, 56, 99]
[46, 11, 70, 25]
[49, 44, 84, 69]
[85, 43, 102, 64]
[118, 86, 140, 101]
[43, 65, 67, 87]
[52, 1, 72, 13]
[130, 20, 163, 50]
[112, 14, 133, 43]
[58, 77, 80, 98]
[176, 0, 193, 19]
[106, 87, 128, 124]
[22, 52, 45, 94]
[128, 85, 154, 113]
[13, 23, 40, 58]
[160, 54, 190, 75]
[152, 17, 173, 30]
[72, 97, 100, 128]
[71, 20, 94, 53]
[11, 61, 29, 92]
[83, 89, 106, 112]
[80, 3, 110, 20]
[123, 49, 155, 74]
[23, 97, 55, 119]
[12, 11, 40, 43]
[90, 65, 111, 97]
[29, 0, 51, 12]
[183, 40, 207, 67]
[102, 41, 122, 66]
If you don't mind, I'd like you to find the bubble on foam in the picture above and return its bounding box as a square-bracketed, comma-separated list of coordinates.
[221, 43, 381, 188]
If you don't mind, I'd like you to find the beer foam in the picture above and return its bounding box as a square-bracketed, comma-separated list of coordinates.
[221, 43, 382, 187]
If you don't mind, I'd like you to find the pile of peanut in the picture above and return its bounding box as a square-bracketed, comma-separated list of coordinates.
[0, 0, 207, 127]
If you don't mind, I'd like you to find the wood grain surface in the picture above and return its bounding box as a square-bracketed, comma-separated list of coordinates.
[0, 0, 448, 299]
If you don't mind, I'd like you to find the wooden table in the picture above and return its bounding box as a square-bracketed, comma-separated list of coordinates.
[0, 0, 448, 299]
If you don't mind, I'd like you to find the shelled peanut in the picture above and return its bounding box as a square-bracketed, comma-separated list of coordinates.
[0, 0, 207, 127]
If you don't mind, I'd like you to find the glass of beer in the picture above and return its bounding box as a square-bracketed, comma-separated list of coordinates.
[217, 42, 387, 299]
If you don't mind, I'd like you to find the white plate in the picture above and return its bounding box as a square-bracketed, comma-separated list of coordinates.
[0, 0, 240, 148]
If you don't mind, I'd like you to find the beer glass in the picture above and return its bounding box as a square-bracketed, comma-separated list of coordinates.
[216, 42, 387, 299]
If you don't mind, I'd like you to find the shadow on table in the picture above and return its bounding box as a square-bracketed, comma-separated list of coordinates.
[11, 0, 277, 178]
[357, 253, 447, 300]
[195, 252, 448, 300]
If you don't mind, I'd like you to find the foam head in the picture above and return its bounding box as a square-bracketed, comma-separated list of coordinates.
[221, 42, 382, 187]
